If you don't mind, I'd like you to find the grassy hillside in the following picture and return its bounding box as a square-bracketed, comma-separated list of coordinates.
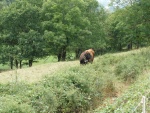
[0, 61, 79, 83]
[95, 47, 150, 113]
[95, 71, 150, 113]
[0, 47, 150, 113]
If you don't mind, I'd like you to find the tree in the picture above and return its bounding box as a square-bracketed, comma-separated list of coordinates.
[84, 1, 108, 55]
[18, 30, 45, 67]
[107, 0, 150, 50]
[0, 0, 43, 68]
[41, 0, 91, 61]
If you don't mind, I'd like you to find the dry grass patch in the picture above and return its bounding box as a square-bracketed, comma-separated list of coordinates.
[0, 61, 79, 83]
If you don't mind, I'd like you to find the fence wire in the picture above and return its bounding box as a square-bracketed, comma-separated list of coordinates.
[132, 91, 150, 113]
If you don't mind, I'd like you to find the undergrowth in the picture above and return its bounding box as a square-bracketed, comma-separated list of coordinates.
[95, 72, 150, 113]
[95, 47, 150, 112]
[0, 47, 150, 113]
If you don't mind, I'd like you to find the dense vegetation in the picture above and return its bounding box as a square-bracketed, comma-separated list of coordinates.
[0, 0, 106, 69]
[0, 47, 150, 113]
[95, 47, 150, 112]
[0, 0, 149, 69]
[0, 0, 149, 112]
[96, 73, 150, 113]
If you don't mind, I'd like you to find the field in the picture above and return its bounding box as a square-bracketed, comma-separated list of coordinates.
[0, 47, 150, 113]
[0, 61, 78, 83]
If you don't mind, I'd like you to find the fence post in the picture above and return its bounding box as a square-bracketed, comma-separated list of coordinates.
[142, 96, 146, 113]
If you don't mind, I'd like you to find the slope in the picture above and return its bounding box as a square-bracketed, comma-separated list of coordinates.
[0, 61, 79, 83]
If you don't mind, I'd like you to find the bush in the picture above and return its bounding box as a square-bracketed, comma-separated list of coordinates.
[0, 82, 31, 95]
[28, 66, 104, 113]
[96, 72, 150, 113]
[1, 47, 149, 113]
[0, 96, 34, 113]
[115, 53, 148, 82]
[101, 55, 121, 66]
[29, 85, 58, 113]
[0, 65, 105, 113]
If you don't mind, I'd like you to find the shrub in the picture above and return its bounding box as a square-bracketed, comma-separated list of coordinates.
[0, 82, 31, 95]
[29, 85, 58, 113]
[0, 96, 34, 113]
[115, 54, 146, 82]
[101, 55, 121, 66]
[96, 72, 150, 113]
[34, 67, 104, 113]
[0, 65, 105, 113]
[1, 47, 149, 113]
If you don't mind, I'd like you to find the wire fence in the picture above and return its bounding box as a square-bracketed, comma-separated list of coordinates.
[132, 91, 150, 113]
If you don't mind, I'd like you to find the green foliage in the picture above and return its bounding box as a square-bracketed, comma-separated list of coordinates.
[29, 66, 104, 113]
[0, 0, 43, 68]
[115, 48, 150, 82]
[95, 48, 150, 113]
[18, 30, 45, 60]
[0, 0, 149, 68]
[0, 96, 34, 113]
[115, 55, 142, 82]
[0, 0, 150, 109]
[0, 62, 106, 112]
[41, 0, 97, 60]
[0, 83, 34, 113]
[0, 0, 107, 67]
[0, 52, 117, 112]
[101, 54, 122, 66]
[0, 47, 150, 113]
[108, 0, 150, 50]
[96, 73, 150, 113]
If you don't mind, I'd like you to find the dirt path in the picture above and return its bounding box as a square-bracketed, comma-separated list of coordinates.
[0, 61, 79, 83]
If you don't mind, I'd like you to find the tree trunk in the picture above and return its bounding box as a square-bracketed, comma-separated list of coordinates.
[57, 53, 61, 62]
[19, 60, 22, 69]
[29, 59, 33, 67]
[57, 47, 67, 61]
[15, 60, 18, 69]
[61, 49, 66, 61]
[136, 42, 140, 49]
[96, 48, 103, 55]
[75, 49, 81, 59]
[10, 57, 13, 69]
[119, 43, 122, 51]
[127, 41, 132, 50]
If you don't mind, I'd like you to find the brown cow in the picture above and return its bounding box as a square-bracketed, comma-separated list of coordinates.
[79, 49, 95, 64]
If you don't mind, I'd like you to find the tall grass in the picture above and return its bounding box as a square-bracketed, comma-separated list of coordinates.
[0, 58, 116, 113]
[96, 72, 150, 113]
[95, 47, 150, 112]
[115, 47, 150, 82]
[0, 47, 150, 113]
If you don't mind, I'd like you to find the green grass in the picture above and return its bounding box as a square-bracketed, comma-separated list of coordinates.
[0, 47, 150, 113]
[95, 72, 150, 113]
[0, 64, 10, 72]
[95, 47, 150, 113]
[0, 55, 58, 71]
[33, 56, 58, 65]
[0, 54, 75, 71]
